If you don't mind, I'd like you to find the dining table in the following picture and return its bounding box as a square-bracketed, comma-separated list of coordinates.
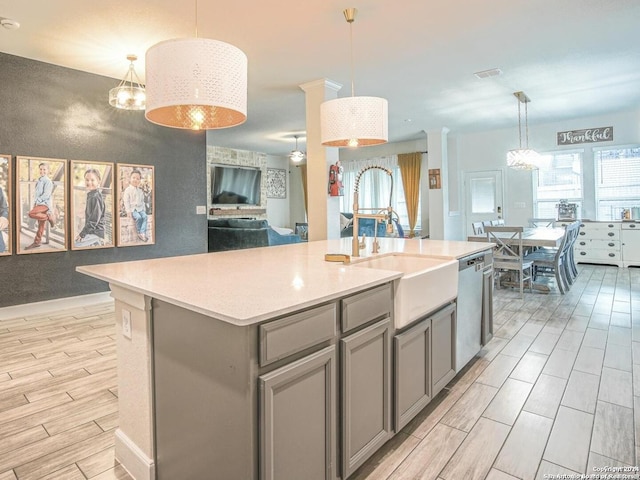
[467, 226, 568, 293]
[467, 226, 567, 248]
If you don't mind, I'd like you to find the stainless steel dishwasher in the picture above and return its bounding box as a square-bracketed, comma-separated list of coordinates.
[456, 250, 493, 371]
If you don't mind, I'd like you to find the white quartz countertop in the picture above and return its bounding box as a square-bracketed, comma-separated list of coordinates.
[77, 237, 491, 326]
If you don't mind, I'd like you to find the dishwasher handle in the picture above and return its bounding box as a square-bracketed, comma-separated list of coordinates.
[459, 255, 486, 271]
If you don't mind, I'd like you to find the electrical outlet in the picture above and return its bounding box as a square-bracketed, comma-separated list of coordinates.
[122, 309, 132, 339]
[196, 205, 206, 215]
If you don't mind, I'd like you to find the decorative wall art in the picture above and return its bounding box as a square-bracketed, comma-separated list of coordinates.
[16, 156, 68, 254]
[0, 154, 11, 256]
[429, 169, 441, 189]
[266, 168, 286, 199]
[116, 163, 155, 246]
[70, 160, 115, 250]
[557, 126, 613, 145]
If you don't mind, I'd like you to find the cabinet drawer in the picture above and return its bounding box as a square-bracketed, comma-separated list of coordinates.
[579, 222, 619, 231]
[576, 239, 620, 249]
[578, 229, 620, 240]
[622, 222, 640, 230]
[259, 303, 337, 366]
[341, 283, 392, 333]
[575, 248, 621, 261]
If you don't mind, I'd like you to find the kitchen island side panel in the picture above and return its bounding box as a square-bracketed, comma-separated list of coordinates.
[152, 299, 259, 480]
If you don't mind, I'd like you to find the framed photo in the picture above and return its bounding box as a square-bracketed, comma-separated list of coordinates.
[116, 163, 155, 246]
[0, 154, 11, 256]
[70, 160, 115, 250]
[266, 168, 286, 199]
[16, 156, 68, 254]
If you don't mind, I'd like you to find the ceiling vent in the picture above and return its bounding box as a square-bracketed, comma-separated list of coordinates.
[474, 68, 502, 79]
[0, 18, 20, 30]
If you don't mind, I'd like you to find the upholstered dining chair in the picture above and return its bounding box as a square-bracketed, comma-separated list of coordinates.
[485, 226, 533, 298]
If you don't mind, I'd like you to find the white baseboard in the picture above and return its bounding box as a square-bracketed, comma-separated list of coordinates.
[115, 429, 156, 480]
[0, 291, 113, 321]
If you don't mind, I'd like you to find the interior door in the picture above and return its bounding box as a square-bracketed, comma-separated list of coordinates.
[465, 170, 504, 237]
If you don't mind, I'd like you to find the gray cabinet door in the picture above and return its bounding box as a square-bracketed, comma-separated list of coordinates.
[259, 345, 337, 480]
[394, 317, 431, 431]
[340, 317, 392, 478]
[431, 303, 457, 396]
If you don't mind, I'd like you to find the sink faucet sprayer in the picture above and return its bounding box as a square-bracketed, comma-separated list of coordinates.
[352, 165, 398, 257]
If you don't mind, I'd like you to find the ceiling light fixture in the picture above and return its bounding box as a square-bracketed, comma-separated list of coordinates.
[289, 135, 305, 163]
[108, 54, 146, 111]
[507, 91, 541, 170]
[144, 0, 247, 130]
[320, 8, 388, 148]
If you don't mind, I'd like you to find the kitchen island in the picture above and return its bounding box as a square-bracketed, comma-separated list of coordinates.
[77, 237, 492, 480]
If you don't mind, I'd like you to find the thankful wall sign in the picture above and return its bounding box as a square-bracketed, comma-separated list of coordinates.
[557, 126, 613, 145]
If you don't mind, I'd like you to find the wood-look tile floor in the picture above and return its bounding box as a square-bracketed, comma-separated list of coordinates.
[0, 264, 638, 479]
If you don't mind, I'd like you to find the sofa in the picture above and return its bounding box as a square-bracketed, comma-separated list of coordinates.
[340, 212, 403, 238]
[208, 218, 301, 252]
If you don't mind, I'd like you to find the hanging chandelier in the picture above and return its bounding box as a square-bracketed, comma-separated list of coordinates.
[320, 8, 388, 148]
[289, 135, 305, 163]
[109, 54, 146, 111]
[507, 91, 541, 170]
[144, 1, 247, 130]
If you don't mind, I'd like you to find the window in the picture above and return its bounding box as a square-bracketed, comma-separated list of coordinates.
[340, 165, 421, 233]
[469, 177, 496, 214]
[594, 146, 640, 220]
[533, 151, 583, 219]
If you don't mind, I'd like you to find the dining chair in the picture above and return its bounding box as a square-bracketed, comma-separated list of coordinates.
[485, 226, 533, 298]
[523, 221, 579, 294]
[528, 218, 556, 228]
[472, 222, 485, 235]
[563, 221, 581, 284]
[492, 219, 505, 226]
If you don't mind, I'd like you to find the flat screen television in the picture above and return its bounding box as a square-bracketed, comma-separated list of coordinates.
[210, 165, 262, 205]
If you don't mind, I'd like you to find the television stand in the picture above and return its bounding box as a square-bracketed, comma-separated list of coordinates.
[209, 208, 267, 217]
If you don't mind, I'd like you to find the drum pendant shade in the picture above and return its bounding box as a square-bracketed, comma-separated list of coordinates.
[321, 96, 388, 147]
[145, 37, 247, 130]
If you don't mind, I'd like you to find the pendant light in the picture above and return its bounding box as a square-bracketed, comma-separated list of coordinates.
[109, 55, 146, 111]
[320, 8, 388, 148]
[507, 91, 541, 170]
[289, 135, 305, 163]
[144, 0, 247, 130]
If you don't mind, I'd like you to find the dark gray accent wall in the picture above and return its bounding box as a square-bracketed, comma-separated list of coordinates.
[0, 52, 207, 307]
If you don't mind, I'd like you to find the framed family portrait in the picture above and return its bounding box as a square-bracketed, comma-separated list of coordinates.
[16, 156, 68, 254]
[116, 163, 155, 247]
[70, 160, 115, 250]
[0, 154, 11, 256]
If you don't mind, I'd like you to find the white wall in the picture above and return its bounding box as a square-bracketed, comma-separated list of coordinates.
[456, 107, 640, 236]
[210, 107, 640, 238]
[266, 154, 292, 228]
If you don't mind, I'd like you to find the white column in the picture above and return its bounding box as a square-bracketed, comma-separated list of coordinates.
[299, 79, 342, 241]
[427, 127, 450, 240]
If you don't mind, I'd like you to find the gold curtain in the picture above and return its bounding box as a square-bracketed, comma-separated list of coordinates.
[300, 164, 308, 216]
[398, 152, 422, 237]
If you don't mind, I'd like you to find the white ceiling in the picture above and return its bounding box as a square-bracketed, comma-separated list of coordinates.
[1, 0, 639, 156]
